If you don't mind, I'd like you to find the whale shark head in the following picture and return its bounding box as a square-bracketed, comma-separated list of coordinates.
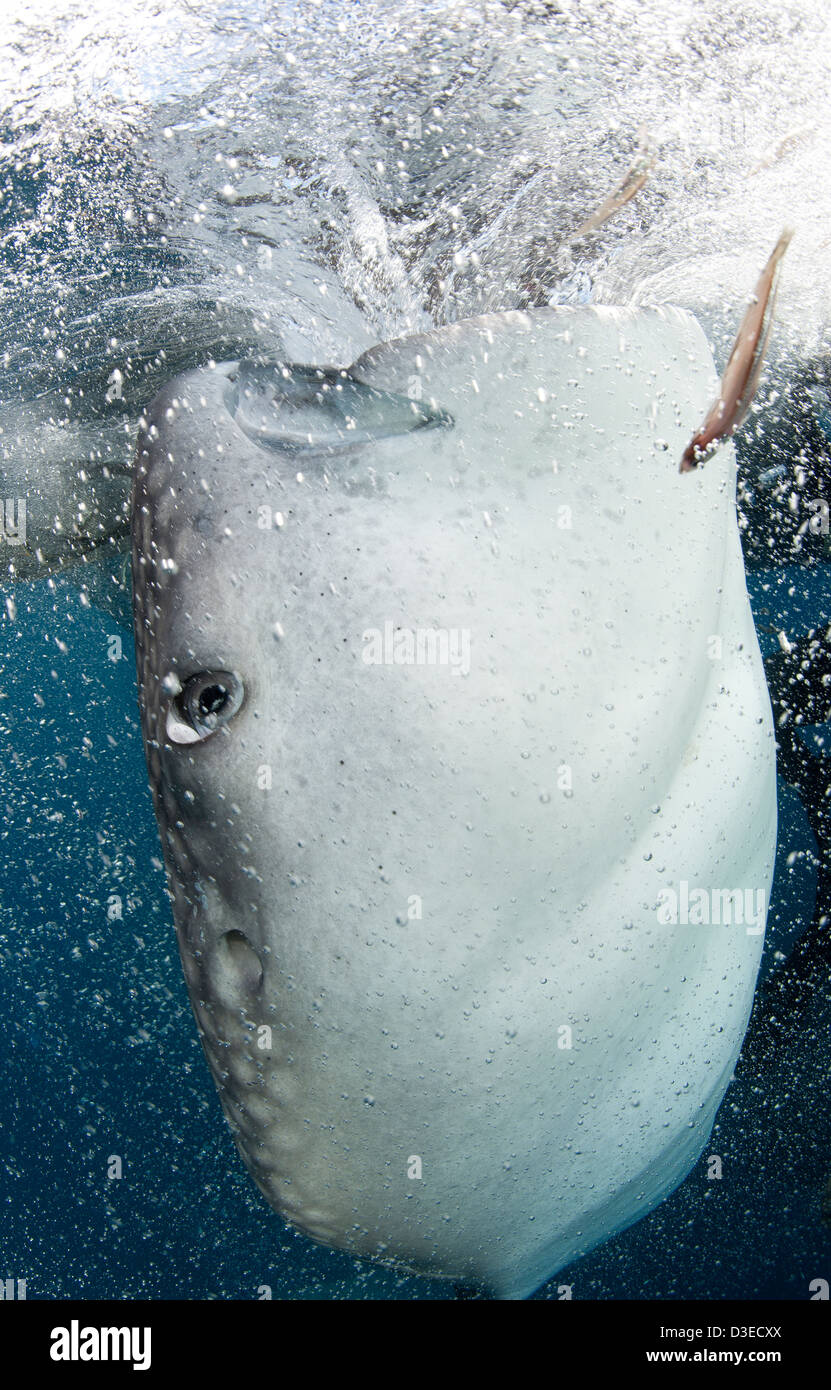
[132, 304, 776, 1298]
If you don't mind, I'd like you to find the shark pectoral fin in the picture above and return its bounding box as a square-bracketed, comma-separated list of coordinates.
[0, 405, 134, 581]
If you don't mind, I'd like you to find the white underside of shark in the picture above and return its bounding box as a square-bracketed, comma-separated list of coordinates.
[132, 304, 777, 1298]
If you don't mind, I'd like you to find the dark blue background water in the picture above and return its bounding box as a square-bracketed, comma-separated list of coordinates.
[0, 561, 829, 1300]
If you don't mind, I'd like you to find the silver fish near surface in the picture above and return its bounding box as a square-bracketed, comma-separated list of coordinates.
[132, 304, 776, 1298]
[680, 229, 794, 473]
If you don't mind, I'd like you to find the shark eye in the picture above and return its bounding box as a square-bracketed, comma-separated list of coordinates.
[166, 670, 244, 744]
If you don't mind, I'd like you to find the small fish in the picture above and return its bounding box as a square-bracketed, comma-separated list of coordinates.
[680, 228, 794, 473]
[747, 125, 815, 177]
[568, 128, 655, 241]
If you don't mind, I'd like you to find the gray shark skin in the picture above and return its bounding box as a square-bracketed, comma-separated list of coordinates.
[132, 305, 776, 1298]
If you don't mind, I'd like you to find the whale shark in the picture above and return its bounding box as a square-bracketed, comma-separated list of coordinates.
[131, 303, 776, 1298]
